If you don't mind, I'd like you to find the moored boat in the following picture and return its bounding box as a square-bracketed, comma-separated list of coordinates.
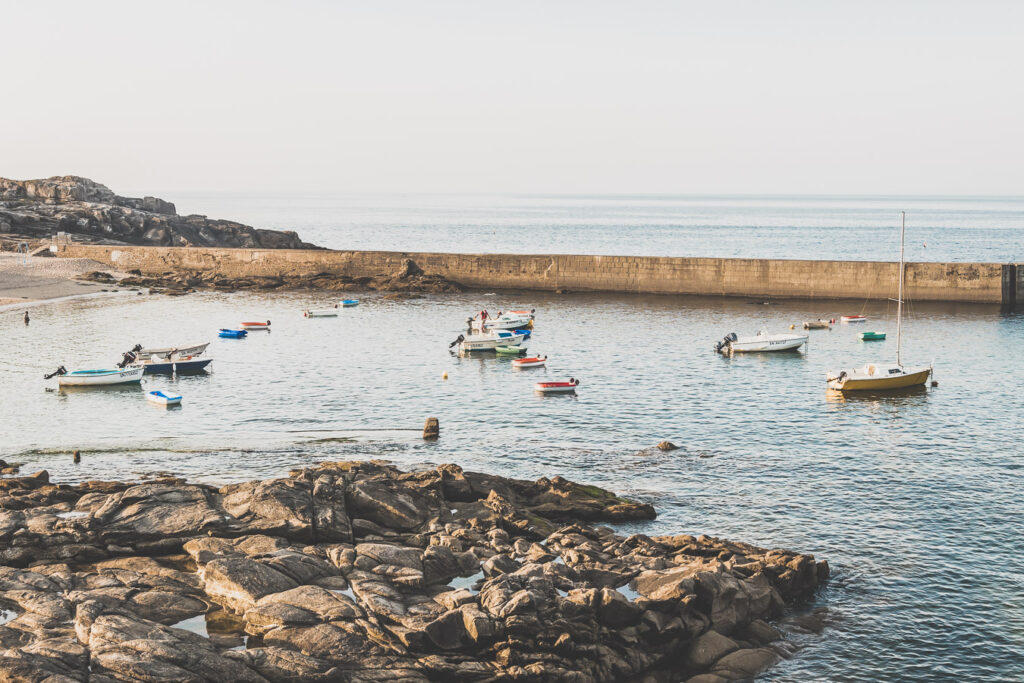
[241, 320, 271, 330]
[534, 378, 579, 394]
[841, 315, 868, 323]
[714, 330, 808, 353]
[304, 309, 338, 318]
[137, 356, 213, 374]
[803, 319, 831, 330]
[47, 366, 145, 387]
[340, 299, 359, 307]
[469, 309, 535, 332]
[512, 355, 547, 368]
[218, 328, 248, 338]
[859, 331, 886, 341]
[147, 390, 182, 406]
[136, 342, 209, 360]
[829, 212, 933, 392]
[451, 329, 528, 353]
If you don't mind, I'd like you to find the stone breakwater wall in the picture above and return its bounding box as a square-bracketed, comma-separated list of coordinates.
[59, 243, 1021, 305]
[0, 461, 828, 682]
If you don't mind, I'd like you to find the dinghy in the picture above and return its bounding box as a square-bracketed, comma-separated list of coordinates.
[841, 315, 867, 323]
[803, 319, 831, 330]
[859, 331, 886, 341]
[340, 299, 359, 307]
[147, 390, 182, 406]
[512, 355, 547, 368]
[714, 330, 808, 353]
[218, 328, 248, 338]
[240, 320, 271, 330]
[304, 309, 338, 318]
[47, 366, 145, 387]
[534, 378, 579, 394]
[136, 342, 209, 360]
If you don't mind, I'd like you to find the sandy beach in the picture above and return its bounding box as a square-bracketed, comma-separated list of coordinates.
[0, 253, 116, 307]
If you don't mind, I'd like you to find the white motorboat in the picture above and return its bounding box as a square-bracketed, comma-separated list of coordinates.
[147, 390, 182, 406]
[450, 330, 528, 353]
[304, 309, 338, 318]
[49, 366, 145, 387]
[468, 309, 535, 332]
[136, 342, 209, 360]
[512, 355, 547, 368]
[534, 378, 579, 394]
[714, 329, 808, 353]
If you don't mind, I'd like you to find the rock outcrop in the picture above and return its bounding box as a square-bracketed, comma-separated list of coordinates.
[0, 461, 827, 682]
[0, 176, 316, 249]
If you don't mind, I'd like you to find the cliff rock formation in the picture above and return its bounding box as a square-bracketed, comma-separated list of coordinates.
[0, 176, 316, 249]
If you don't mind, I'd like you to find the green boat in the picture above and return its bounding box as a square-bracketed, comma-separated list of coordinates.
[495, 345, 524, 354]
[859, 331, 886, 341]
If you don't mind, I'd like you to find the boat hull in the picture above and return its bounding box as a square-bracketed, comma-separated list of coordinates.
[137, 342, 209, 360]
[147, 390, 182, 406]
[304, 310, 338, 318]
[803, 321, 831, 330]
[534, 381, 578, 394]
[727, 335, 808, 352]
[458, 331, 528, 352]
[240, 322, 270, 330]
[828, 366, 931, 391]
[513, 357, 547, 368]
[139, 358, 213, 374]
[841, 316, 867, 323]
[58, 367, 145, 386]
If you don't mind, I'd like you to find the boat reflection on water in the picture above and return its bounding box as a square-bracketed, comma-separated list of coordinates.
[56, 383, 146, 396]
[825, 384, 930, 405]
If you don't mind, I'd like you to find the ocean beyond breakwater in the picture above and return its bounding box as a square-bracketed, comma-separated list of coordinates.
[0, 460, 826, 681]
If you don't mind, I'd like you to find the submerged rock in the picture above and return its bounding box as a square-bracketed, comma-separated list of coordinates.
[0, 461, 828, 682]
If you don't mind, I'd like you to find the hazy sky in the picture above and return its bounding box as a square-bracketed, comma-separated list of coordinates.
[3, 1, 1022, 196]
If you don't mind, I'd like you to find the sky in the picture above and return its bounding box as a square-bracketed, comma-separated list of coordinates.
[2, 1, 1022, 196]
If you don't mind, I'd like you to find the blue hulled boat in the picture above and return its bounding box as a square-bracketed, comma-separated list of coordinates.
[218, 329, 247, 339]
[139, 357, 213, 375]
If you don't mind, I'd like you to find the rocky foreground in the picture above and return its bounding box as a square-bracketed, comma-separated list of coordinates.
[0, 461, 827, 682]
[0, 176, 315, 249]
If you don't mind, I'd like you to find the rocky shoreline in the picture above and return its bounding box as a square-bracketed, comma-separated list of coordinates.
[0, 460, 827, 682]
[0, 176, 316, 250]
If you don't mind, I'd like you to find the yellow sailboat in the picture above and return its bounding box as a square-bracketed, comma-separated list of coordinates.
[827, 212, 932, 391]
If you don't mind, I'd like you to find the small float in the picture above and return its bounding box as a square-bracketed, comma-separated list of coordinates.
[803, 319, 831, 330]
[45, 366, 145, 387]
[147, 390, 182, 407]
[512, 355, 547, 368]
[859, 331, 886, 341]
[303, 309, 338, 318]
[240, 320, 271, 331]
[340, 299, 359, 307]
[218, 328, 248, 338]
[534, 378, 579, 394]
[841, 315, 868, 323]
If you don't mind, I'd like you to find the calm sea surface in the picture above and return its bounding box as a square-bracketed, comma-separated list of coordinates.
[1, 287, 1021, 682]
[168, 193, 1024, 262]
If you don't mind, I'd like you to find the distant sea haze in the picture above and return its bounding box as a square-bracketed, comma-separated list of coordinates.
[168, 193, 1024, 263]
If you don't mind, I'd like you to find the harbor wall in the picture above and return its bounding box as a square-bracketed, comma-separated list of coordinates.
[59, 244, 1016, 305]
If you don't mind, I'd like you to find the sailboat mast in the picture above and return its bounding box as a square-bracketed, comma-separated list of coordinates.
[896, 211, 905, 367]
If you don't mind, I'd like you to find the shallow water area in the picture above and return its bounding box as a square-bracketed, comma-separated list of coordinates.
[1, 289, 1022, 682]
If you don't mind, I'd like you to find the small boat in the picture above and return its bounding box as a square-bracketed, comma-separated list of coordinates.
[218, 329, 248, 338]
[841, 315, 868, 323]
[450, 329, 528, 353]
[136, 356, 213, 375]
[829, 212, 932, 392]
[304, 309, 338, 318]
[803, 319, 831, 330]
[495, 345, 525, 354]
[714, 329, 808, 353]
[136, 342, 209, 360]
[47, 366, 145, 387]
[512, 355, 547, 368]
[859, 331, 886, 341]
[469, 310, 535, 332]
[147, 390, 182, 406]
[534, 378, 579, 394]
[240, 320, 271, 331]
[340, 299, 359, 307]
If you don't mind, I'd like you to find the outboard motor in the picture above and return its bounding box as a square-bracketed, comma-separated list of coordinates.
[449, 334, 465, 349]
[714, 332, 738, 353]
[43, 366, 67, 379]
[117, 350, 138, 369]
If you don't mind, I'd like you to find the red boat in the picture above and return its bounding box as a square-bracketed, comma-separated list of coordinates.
[840, 315, 867, 323]
[512, 355, 547, 368]
[534, 378, 579, 394]
[240, 320, 271, 330]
